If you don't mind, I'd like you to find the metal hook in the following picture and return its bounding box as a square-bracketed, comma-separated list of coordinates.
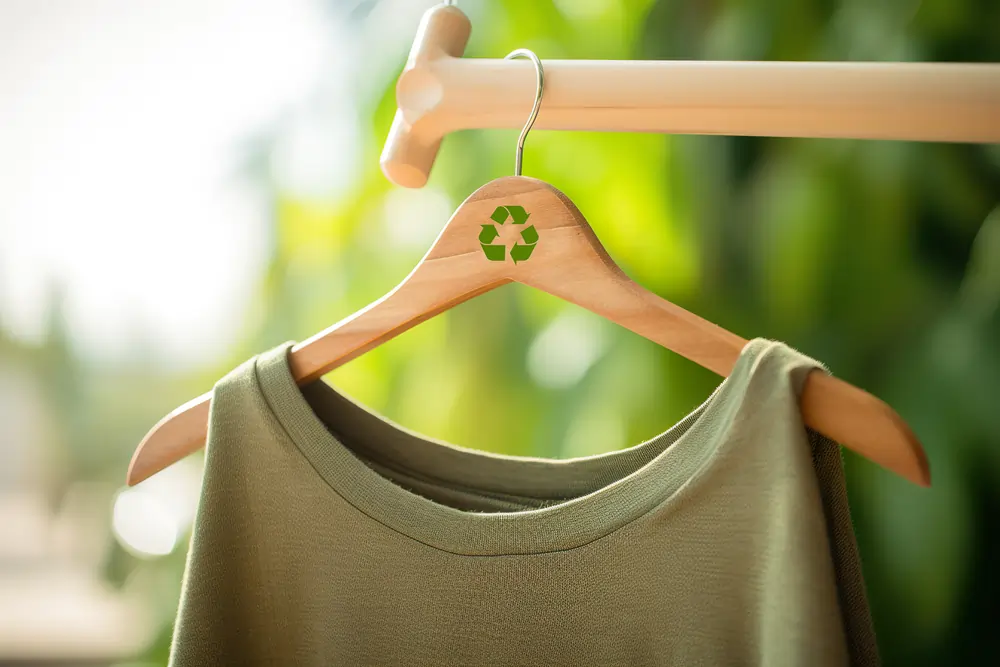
[503, 48, 544, 177]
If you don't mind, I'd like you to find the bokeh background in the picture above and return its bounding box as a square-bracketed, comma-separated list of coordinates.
[1, 0, 998, 664]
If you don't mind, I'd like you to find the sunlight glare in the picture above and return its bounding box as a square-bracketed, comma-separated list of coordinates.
[0, 0, 336, 368]
[112, 489, 178, 558]
[527, 310, 607, 389]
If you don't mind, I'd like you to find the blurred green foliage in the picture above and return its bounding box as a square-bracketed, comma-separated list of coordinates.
[5, 0, 997, 664]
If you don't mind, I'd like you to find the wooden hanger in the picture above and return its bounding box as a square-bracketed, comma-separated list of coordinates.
[127, 49, 930, 488]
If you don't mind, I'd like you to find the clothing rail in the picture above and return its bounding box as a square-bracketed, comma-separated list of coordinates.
[381, 4, 1000, 188]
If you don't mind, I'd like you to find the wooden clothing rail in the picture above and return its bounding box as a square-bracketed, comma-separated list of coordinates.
[381, 3, 1000, 188]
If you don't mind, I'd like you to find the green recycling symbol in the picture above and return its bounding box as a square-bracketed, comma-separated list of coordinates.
[479, 205, 538, 264]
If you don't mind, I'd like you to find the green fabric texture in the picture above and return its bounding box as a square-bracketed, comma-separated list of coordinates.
[168, 338, 879, 666]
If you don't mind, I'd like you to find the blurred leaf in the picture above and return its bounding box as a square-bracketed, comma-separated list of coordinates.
[865, 448, 972, 649]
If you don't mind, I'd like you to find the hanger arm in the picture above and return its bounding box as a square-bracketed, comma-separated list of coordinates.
[127, 247, 506, 486]
[288, 268, 503, 386]
[526, 263, 929, 487]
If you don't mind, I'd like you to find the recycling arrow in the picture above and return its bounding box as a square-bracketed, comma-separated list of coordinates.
[480, 205, 539, 264]
[491, 205, 530, 226]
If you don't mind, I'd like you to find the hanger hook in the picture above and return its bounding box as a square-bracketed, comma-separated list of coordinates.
[503, 48, 544, 177]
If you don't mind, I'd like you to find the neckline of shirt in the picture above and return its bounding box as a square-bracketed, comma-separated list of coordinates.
[250, 338, 778, 556]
